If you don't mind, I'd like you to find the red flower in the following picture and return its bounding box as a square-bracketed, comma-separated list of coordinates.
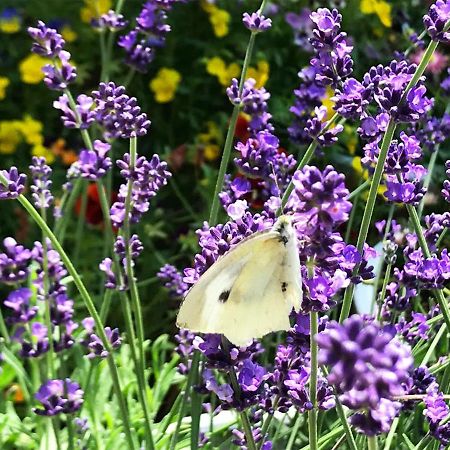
[75, 183, 117, 227]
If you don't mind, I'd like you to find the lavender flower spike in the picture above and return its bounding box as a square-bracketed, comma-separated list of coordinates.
[30, 156, 53, 209]
[0, 167, 27, 200]
[424, 1, 450, 43]
[34, 379, 84, 416]
[77, 140, 112, 180]
[243, 12, 272, 33]
[28, 21, 65, 57]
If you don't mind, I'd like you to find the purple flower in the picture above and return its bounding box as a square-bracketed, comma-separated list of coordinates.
[203, 369, 234, 403]
[242, 12, 272, 33]
[309, 8, 353, 86]
[424, 0, 450, 43]
[238, 359, 267, 392]
[304, 106, 343, 146]
[0, 238, 32, 284]
[442, 160, 450, 202]
[53, 93, 95, 129]
[42, 50, 77, 90]
[84, 326, 121, 358]
[110, 154, 171, 227]
[0, 167, 27, 200]
[92, 82, 151, 138]
[4, 288, 38, 324]
[332, 78, 370, 119]
[291, 165, 352, 234]
[99, 258, 118, 290]
[30, 157, 53, 209]
[158, 264, 188, 297]
[317, 315, 412, 425]
[93, 10, 128, 30]
[285, 9, 314, 50]
[18, 322, 49, 358]
[34, 379, 83, 416]
[77, 140, 112, 180]
[118, 31, 154, 73]
[28, 21, 65, 57]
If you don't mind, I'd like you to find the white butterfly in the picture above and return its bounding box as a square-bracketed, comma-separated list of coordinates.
[177, 215, 302, 346]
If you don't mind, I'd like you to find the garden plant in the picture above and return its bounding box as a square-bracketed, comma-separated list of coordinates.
[1, 0, 450, 449]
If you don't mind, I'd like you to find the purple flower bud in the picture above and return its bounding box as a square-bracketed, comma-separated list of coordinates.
[0, 167, 27, 200]
[0, 238, 32, 284]
[28, 21, 65, 57]
[77, 140, 112, 180]
[424, 0, 450, 43]
[34, 379, 83, 416]
[242, 12, 272, 33]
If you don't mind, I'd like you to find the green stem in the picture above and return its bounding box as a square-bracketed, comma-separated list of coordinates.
[73, 182, 88, 265]
[121, 137, 155, 450]
[168, 351, 200, 450]
[2, 188, 136, 450]
[368, 436, 378, 450]
[417, 149, 438, 219]
[376, 263, 392, 321]
[54, 179, 83, 243]
[339, 119, 396, 322]
[437, 228, 448, 248]
[41, 207, 55, 380]
[0, 310, 10, 343]
[348, 179, 370, 201]
[308, 311, 319, 450]
[278, 112, 340, 215]
[67, 416, 74, 450]
[286, 414, 301, 450]
[406, 204, 450, 333]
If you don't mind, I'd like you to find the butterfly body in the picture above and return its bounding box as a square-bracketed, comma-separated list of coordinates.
[176, 216, 302, 346]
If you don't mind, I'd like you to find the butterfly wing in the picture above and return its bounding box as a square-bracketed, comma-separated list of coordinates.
[177, 216, 302, 346]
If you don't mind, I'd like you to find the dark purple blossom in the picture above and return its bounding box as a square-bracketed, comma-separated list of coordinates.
[3, 288, 38, 324]
[92, 82, 151, 138]
[0, 167, 27, 200]
[332, 78, 370, 119]
[242, 12, 272, 33]
[18, 322, 49, 358]
[304, 106, 344, 147]
[42, 50, 77, 90]
[110, 153, 171, 227]
[34, 379, 83, 416]
[424, 0, 450, 43]
[317, 315, 413, 434]
[93, 10, 128, 30]
[77, 140, 112, 180]
[442, 160, 450, 202]
[0, 238, 32, 284]
[53, 94, 95, 129]
[158, 264, 188, 298]
[28, 21, 65, 57]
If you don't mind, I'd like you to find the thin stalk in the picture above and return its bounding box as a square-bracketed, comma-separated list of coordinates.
[308, 311, 319, 450]
[208, 0, 267, 225]
[334, 394, 358, 450]
[2, 187, 137, 450]
[278, 113, 340, 215]
[368, 436, 378, 450]
[0, 310, 10, 343]
[73, 182, 88, 265]
[41, 207, 55, 379]
[339, 119, 396, 322]
[383, 418, 399, 450]
[168, 352, 200, 450]
[345, 188, 360, 243]
[417, 149, 438, 219]
[348, 179, 370, 201]
[54, 179, 83, 243]
[376, 263, 392, 322]
[421, 323, 446, 366]
[286, 414, 302, 450]
[436, 228, 448, 248]
[95, 177, 155, 450]
[257, 396, 280, 449]
[406, 204, 450, 333]
[67, 416, 75, 450]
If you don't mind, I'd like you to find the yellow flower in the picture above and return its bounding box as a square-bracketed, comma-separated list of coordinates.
[360, 0, 392, 28]
[206, 57, 240, 86]
[0, 77, 10, 100]
[198, 121, 222, 161]
[150, 68, 182, 103]
[19, 54, 49, 84]
[17, 116, 44, 146]
[247, 61, 270, 88]
[0, 8, 21, 33]
[61, 25, 78, 43]
[322, 86, 336, 120]
[209, 8, 230, 37]
[204, 144, 220, 161]
[32, 144, 55, 164]
[0, 121, 22, 154]
[80, 0, 112, 23]
[352, 156, 386, 196]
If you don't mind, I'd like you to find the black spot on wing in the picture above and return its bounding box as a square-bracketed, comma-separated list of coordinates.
[218, 290, 231, 303]
[281, 282, 288, 293]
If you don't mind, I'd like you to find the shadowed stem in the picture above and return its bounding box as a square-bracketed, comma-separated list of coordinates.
[368, 436, 378, 450]
[308, 311, 319, 450]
